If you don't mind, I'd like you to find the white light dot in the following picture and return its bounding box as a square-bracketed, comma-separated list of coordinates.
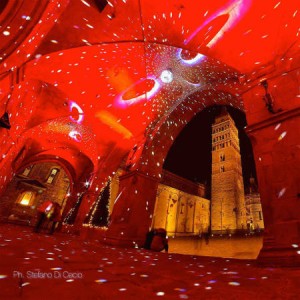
[160, 70, 173, 83]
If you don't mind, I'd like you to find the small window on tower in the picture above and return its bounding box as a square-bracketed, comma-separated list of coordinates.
[220, 154, 225, 161]
[220, 166, 225, 172]
[46, 168, 59, 184]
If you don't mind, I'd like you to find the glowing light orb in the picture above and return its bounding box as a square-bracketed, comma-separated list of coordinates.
[160, 70, 173, 83]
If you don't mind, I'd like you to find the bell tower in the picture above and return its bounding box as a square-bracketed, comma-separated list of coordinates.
[211, 108, 247, 234]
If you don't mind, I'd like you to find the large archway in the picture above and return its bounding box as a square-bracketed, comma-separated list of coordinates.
[102, 91, 245, 245]
[151, 105, 264, 259]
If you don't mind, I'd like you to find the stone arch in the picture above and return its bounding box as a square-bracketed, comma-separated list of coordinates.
[0, 78, 98, 192]
[135, 89, 244, 178]
[102, 90, 246, 246]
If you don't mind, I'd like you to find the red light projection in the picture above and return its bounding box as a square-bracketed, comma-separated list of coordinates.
[0, 0, 298, 193]
[115, 77, 159, 108]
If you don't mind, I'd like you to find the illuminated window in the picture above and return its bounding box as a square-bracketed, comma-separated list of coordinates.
[220, 154, 225, 162]
[46, 168, 59, 184]
[22, 166, 32, 176]
[17, 191, 34, 206]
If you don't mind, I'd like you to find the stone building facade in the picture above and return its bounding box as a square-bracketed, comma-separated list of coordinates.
[107, 111, 264, 238]
[107, 169, 210, 237]
[0, 162, 70, 225]
[152, 171, 210, 236]
[211, 110, 247, 233]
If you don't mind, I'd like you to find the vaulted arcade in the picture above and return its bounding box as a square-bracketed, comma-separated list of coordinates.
[0, 0, 299, 267]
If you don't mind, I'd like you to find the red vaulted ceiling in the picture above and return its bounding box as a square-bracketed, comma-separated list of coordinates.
[0, 0, 299, 185]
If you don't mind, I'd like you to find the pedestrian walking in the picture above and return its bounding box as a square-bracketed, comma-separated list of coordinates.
[34, 200, 54, 233]
[48, 202, 62, 235]
[145, 228, 169, 253]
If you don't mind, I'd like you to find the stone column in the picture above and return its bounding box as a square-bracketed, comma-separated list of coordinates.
[246, 107, 300, 266]
[103, 171, 159, 247]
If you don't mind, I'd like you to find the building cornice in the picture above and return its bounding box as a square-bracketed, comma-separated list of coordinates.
[246, 106, 300, 134]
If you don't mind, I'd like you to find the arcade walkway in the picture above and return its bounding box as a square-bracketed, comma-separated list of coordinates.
[0, 224, 299, 300]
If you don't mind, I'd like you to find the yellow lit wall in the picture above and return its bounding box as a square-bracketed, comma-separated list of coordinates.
[152, 184, 210, 236]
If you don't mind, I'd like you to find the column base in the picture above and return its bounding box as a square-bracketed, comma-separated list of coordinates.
[257, 246, 300, 267]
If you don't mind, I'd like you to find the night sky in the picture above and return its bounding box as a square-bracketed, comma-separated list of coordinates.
[163, 105, 257, 197]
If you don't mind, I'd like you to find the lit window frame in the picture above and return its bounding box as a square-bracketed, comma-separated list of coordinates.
[22, 166, 32, 177]
[46, 168, 60, 184]
[16, 191, 35, 206]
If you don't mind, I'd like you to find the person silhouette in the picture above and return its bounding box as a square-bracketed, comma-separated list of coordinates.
[34, 200, 54, 233]
[48, 202, 62, 235]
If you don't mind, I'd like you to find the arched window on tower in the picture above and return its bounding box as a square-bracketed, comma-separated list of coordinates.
[220, 154, 225, 162]
[46, 168, 59, 184]
[220, 166, 225, 172]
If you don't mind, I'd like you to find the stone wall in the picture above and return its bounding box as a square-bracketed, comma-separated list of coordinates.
[0, 162, 70, 225]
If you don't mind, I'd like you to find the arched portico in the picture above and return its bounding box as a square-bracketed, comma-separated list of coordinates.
[0, 0, 299, 268]
[102, 90, 244, 246]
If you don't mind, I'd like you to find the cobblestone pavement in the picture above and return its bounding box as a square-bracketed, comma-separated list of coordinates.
[0, 224, 299, 300]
